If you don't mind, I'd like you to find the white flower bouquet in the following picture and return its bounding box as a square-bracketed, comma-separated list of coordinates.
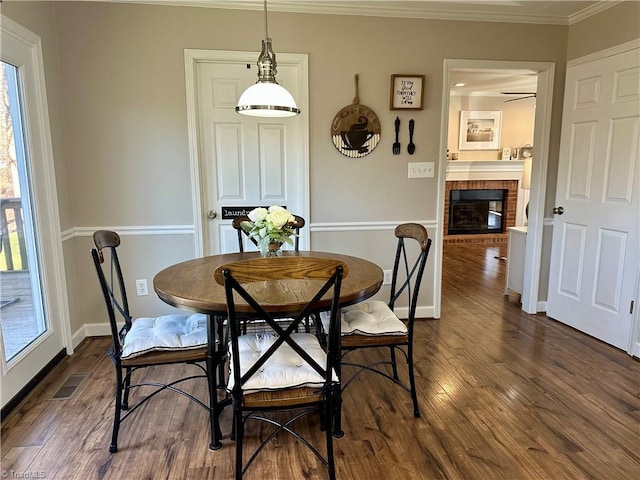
[241, 205, 297, 256]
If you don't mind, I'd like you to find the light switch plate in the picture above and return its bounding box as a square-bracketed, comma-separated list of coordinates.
[408, 162, 435, 178]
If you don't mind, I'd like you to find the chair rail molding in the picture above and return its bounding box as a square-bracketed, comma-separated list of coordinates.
[65, 226, 195, 241]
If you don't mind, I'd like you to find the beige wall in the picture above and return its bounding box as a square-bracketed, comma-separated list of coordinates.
[448, 95, 536, 161]
[567, 1, 640, 60]
[2, 1, 635, 338]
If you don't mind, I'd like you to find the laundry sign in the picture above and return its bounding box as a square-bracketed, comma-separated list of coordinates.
[221, 206, 285, 220]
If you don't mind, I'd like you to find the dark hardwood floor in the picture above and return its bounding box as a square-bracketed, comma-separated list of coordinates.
[2, 243, 639, 479]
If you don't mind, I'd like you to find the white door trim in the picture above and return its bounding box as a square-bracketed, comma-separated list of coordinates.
[437, 59, 555, 317]
[1, 15, 72, 406]
[521, 64, 555, 314]
[184, 49, 309, 256]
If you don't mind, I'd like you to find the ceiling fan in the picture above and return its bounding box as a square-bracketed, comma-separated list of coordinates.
[501, 92, 537, 102]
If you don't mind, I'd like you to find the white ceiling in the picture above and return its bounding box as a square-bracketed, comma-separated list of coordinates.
[110, 0, 619, 25]
[450, 69, 538, 97]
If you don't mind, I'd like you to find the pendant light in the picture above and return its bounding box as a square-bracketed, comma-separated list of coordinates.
[236, 0, 300, 117]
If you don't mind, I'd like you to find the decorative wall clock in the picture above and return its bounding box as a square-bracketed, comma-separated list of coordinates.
[331, 74, 381, 158]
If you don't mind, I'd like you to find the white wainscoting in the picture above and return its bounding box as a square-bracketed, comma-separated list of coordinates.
[64, 221, 438, 345]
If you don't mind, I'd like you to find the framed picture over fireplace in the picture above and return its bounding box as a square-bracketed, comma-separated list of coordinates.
[459, 110, 502, 150]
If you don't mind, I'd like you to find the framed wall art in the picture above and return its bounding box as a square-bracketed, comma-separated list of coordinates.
[458, 110, 502, 150]
[389, 74, 424, 110]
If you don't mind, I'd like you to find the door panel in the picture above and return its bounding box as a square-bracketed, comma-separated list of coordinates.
[605, 117, 638, 202]
[547, 45, 639, 350]
[558, 222, 586, 299]
[592, 229, 625, 313]
[567, 122, 595, 198]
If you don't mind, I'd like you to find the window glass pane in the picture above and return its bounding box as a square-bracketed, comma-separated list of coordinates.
[1, 61, 48, 362]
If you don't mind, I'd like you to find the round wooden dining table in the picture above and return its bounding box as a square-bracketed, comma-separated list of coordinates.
[153, 250, 384, 315]
[153, 250, 383, 450]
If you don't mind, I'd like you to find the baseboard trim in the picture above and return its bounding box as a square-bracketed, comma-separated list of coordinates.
[393, 306, 436, 320]
[72, 323, 110, 349]
[1, 348, 67, 420]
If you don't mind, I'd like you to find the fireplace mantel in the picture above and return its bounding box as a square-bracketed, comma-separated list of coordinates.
[446, 160, 525, 181]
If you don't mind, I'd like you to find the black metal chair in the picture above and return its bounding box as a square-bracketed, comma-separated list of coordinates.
[215, 256, 345, 480]
[90, 230, 223, 452]
[232, 214, 305, 252]
[329, 223, 431, 433]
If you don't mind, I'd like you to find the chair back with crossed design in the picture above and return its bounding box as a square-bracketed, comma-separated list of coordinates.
[232, 214, 305, 252]
[214, 256, 345, 480]
[335, 223, 431, 432]
[91, 230, 218, 453]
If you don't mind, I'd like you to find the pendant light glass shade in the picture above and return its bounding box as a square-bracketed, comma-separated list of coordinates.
[236, 1, 300, 117]
[236, 74, 300, 117]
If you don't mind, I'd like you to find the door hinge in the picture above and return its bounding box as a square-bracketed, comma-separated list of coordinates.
[631, 300, 635, 314]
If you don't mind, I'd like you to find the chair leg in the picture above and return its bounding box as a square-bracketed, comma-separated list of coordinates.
[110, 365, 123, 453]
[326, 396, 337, 480]
[407, 344, 420, 418]
[332, 384, 344, 438]
[121, 366, 132, 410]
[234, 409, 244, 480]
[207, 352, 223, 450]
[230, 413, 236, 441]
[216, 315, 226, 388]
[390, 346, 399, 380]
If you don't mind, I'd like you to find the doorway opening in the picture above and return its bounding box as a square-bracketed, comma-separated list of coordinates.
[436, 59, 556, 318]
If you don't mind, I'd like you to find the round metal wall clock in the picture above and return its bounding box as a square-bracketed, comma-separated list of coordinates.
[331, 74, 381, 158]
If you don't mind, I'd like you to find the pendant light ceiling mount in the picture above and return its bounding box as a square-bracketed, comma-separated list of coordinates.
[236, 0, 300, 118]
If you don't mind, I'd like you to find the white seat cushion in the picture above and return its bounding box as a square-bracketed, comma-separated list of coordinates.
[121, 313, 208, 359]
[227, 332, 337, 393]
[321, 300, 407, 337]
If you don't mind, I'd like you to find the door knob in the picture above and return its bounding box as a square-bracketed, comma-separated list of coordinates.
[207, 210, 217, 219]
[553, 206, 564, 215]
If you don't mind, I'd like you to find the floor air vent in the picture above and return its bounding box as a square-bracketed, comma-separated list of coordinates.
[51, 373, 88, 400]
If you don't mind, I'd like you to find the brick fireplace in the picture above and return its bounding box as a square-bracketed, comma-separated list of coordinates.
[444, 179, 518, 244]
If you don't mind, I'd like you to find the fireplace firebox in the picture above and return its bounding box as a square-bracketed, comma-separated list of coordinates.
[448, 189, 506, 235]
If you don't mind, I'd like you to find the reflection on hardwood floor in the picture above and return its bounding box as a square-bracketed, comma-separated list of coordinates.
[2, 244, 639, 479]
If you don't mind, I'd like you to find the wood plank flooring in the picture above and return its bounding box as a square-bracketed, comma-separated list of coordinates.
[2, 243, 639, 479]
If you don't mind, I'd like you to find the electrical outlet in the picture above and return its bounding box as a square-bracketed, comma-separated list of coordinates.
[135, 279, 149, 296]
[383, 270, 393, 285]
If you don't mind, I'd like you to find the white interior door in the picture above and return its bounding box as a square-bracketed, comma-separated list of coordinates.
[191, 52, 308, 255]
[547, 43, 639, 351]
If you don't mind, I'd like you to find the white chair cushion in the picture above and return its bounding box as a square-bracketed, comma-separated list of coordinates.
[227, 332, 337, 393]
[121, 313, 208, 359]
[320, 300, 407, 337]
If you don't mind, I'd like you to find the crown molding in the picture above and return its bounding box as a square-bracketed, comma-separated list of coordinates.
[568, 0, 623, 25]
[99, 0, 618, 26]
